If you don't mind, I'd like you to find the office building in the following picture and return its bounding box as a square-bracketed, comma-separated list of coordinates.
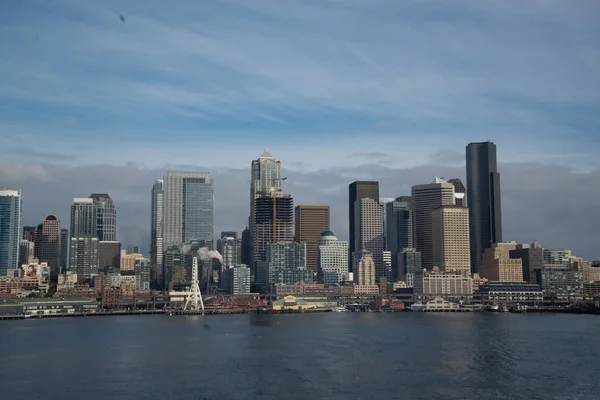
[250, 149, 283, 266]
[354, 198, 386, 280]
[18, 240, 35, 267]
[509, 242, 543, 283]
[134, 258, 151, 291]
[536, 268, 584, 297]
[127, 245, 140, 255]
[0, 189, 21, 276]
[257, 242, 311, 285]
[218, 237, 242, 268]
[162, 171, 213, 247]
[476, 282, 543, 306]
[448, 178, 466, 207]
[573, 261, 600, 284]
[89, 193, 117, 241]
[253, 194, 294, 267]
[466, 141, 502, 273]
[70, 198, 99, 278]
[121, 251, 144, 272]
[412, 179, 454, 269]
[98, 241, 121, 272]
[398, 248, 422, 281]
[317, 230, 348, 286]
[33, 214, 62, 279]
[241, 227, 252, 266]
[60, 229, 69, 271]
[163, 245, 182, 289]
[413, 269, 473, 296]
[432, 205, 470, 276]
[480, 245, 523, 282]
[222, 265, 251, 295]
[379, 197, 395, 249]
[543, 248, 572, 269]
[151, 179, 164, 286]
[295, 205, 330, 272]
[354, 250, 379, 294]
[349, 181, 379, 270]
[386, 196, 413, 254]
[22, 226, 36, 242]
[221, 231, 238, 240]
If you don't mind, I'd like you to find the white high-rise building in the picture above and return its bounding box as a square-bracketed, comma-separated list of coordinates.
[317, 230, 348, 286]
[354, 198, 386, 280]
[0, 189, 21, 276]
[70, 198, 98, 278]
[162, 172, 213, 247]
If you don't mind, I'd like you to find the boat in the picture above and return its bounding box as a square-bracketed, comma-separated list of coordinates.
[410, 302, 424, 312]
[332, 306, 348, 312]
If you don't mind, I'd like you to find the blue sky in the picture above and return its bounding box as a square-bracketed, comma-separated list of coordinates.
[1, 0, 599, 170]
[2, 1, 600, 259]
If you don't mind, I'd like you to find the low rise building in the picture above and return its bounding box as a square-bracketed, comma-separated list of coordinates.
[480, 245, 523, 282]
[412, 269, 473, 296]
[536, 268, 584, 297]
[476, 282, 543, 305]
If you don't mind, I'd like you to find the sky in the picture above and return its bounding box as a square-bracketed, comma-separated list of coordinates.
[1, 0, 600, 259]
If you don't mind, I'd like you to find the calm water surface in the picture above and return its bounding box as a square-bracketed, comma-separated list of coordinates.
[1, 313, 598, 400]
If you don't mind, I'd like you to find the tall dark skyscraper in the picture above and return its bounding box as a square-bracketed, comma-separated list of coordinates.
[60, 228, 69, 271]
[348, 181, 379, 270]
[89, 193, 117, 241]
[241, 227, 251, 266]
[466, 141, 502, 273]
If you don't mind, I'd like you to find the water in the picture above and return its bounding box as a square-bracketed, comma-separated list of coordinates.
[1, 313, 598, 400]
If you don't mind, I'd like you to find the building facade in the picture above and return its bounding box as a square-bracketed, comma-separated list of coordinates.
[432, 205, 470, 276]
[317, 231, 348, 286]
[349, 181, 379, 270]
[134, 258, 151, 291]
[70, 198, 99, 278]
[18, 240, 35, 267]
[257, 242, 311, 285]
[253, 194, 294, 267]
[151, 179, 164, 286]
[354, 250, 379, 294]
[89, 193, 117, 241]
[466, 141, 503, 273]
[536, 268, 584, 297]
[480, 245, 523, 282]
[250, 149, 282, 266]
[411, 179, 454, 269]
[60, 228, 69, 272]
[412, 270, 473, 296]
[354, 198, 386, 280]
[509, 242, 543, 283]
[0, 189, 21, 276]
[218, 237, 242, 268]
[162, 171, 213, 247]
[385, 196, 413, 254]
[222, 265, 251, 295]
[448, 178, 466, 207]
[98, 241, 121, 272]
[34, 214, 62, 279]
[398, 248, 422, 281]
[294, 205, 330, 272]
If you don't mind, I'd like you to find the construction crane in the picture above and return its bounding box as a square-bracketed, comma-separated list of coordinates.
[248, 176, 287, 243]
[271, 177, 287, 242]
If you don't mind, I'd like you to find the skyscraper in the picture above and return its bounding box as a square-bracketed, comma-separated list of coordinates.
[448, 178, 466, 207]
[89, 193, 117, 241]
[151, 179, 164, 286]
[379, 197, 395, 250]
[294, 205, 330, 272]
[241, 227, 252, 266]
[386, 196, 413, 254]
[466, 141, 502, 273]
[250, 149, 283, 267]
[60, 228, 69, 272]
[221, 231, 237, 240]
[162, 172, 213, 247]
[127, 244, 141, 254]
[0, 189, 21, 276]
[257, 242, 311, 285]
[18, 240, 35, 267]
[349, 181, 379, 269]
[412, 178, 455, 269]
[22, 226, 36, 242]
[98, 241, 121, 272]
[253, 194, 294, 267]
[432, 205, 471, 276]
[218, 237, 242, 268]
[70, 198, 99, 278]
[354, 198, 386, 280]
[318, 230, 348, 286]
[35, 214, 62, 279]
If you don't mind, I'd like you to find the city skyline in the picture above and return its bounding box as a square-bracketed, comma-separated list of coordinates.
[3, 141, 600, 262]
